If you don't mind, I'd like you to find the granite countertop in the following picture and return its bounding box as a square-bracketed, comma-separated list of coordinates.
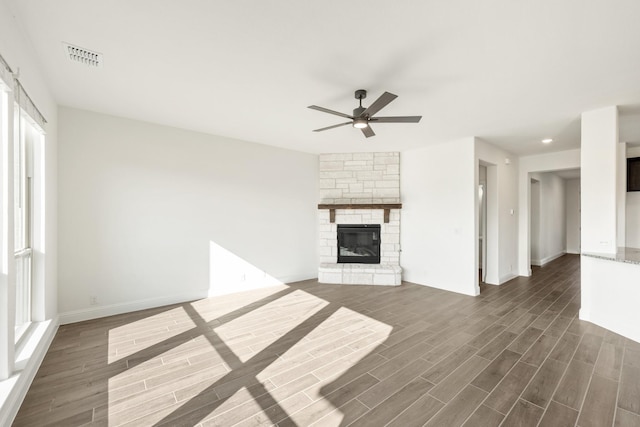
[582, 247, 640, 265]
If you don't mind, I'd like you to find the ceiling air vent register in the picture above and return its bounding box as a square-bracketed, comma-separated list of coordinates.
[63, 43, 103, 67]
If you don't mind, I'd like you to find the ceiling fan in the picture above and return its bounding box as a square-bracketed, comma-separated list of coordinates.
[308, 89, 422, 138]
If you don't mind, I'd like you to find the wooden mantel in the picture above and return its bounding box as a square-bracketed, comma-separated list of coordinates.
[317, 203, 402, 223]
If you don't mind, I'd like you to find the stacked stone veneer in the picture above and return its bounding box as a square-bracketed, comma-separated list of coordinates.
[318, 152, 402, 286]
[319, 152, 400, 204]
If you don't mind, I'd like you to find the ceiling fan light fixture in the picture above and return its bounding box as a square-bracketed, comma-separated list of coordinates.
[353, 118, 368, 129]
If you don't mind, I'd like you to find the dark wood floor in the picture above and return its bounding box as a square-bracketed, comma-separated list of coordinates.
[14, 255, 640, 426]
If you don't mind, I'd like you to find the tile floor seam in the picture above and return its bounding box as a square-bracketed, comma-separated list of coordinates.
[549, 397, 583, 414]
[450, 384, 489, 427]
[421, 382, 484, 426]
[610, 339, 627, 426]
[491, 314, 580, 422]
[355, 397, 371, 410]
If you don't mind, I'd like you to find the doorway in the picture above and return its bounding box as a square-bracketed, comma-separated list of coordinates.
[477, 160, 499, 289]
[479, 166, 487, 283]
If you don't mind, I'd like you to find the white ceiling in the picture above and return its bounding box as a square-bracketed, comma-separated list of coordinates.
[8, 0, 640, 155]
[553, 168, 581, 180]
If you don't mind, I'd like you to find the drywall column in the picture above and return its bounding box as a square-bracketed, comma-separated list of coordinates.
[617, 142, 626, 248]
[579, 106, 640, 341]
[401, 137, 478, 296]
[581, 106, 618, 254]
[565, 179, 581, 254]
[530, 179, 541, 263]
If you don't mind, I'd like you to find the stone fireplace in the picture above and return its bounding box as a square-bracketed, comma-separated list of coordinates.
[318, 152, 402, 285]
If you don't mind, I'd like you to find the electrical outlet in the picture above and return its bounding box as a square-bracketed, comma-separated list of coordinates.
[89, 296, 98, 306]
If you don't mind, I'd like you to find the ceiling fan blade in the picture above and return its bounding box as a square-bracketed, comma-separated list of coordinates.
[361, 125, 375, 138]
[370, 116, 422, 123]
[361, 92, 398, 117]
[308, 105, 353, 119]
[313, 122, 352, 132]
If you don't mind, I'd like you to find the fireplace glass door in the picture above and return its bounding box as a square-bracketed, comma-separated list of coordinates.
[337, 224, 381, 264]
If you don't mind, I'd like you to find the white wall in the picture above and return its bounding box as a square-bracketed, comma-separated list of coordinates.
[58, 107, 318, 321]
[401, 138, 477, 296]
[475, 139, 518, 284]
[518, 149, 580, 275]
[581, 106, 618, 254]
[565, 178, 581, 254]
[530, 172, 566, 265]
[626, 146, 640, 247]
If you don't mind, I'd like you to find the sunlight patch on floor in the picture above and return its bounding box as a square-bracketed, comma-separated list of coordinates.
[102, 285, 393, 425]
[213, 289, 329, 363]
[194, 284, 293, 323]
[108, 305, 196, 363]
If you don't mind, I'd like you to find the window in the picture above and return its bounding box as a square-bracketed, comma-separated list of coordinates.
[0, 51, 47, 380]
[14, 111, 37, 332]
[0, 72, 10, 379]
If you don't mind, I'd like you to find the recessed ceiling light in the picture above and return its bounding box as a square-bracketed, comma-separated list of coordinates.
[542, 138, 553, 144]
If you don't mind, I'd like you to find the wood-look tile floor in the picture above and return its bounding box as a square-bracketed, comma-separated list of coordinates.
[14, 254, 640, 426]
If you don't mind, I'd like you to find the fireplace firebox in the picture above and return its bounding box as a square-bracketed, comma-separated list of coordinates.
[337, 224, 381, 264]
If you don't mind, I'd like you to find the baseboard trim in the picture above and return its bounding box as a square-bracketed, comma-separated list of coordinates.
[498, 273, 518, 284]
[0, 318, 59, 427]
[541, 251, 566, 266]
[532, 251, 566, 267]
[276, 273, 317, 284]
[517, 268, 532, 277]
[207, 272, 317, 298]
[58, 291, 208, 325]
[58, 273, 317, 325]
[403, 279, 478, 297]
[579, 308, 590, 321]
